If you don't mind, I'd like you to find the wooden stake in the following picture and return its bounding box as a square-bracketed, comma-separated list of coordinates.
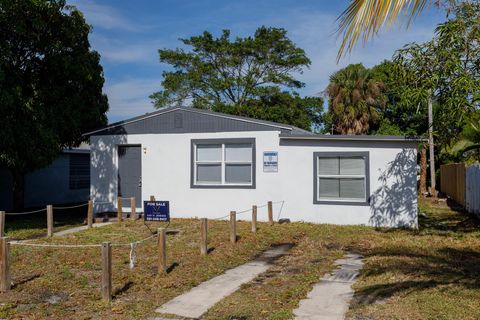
[230, 211, 237, 243]
[0, 211, 5, 237]
[47, 205, 53, 237]
[0, 237, 10, 292]
[157, 228, 167, 273]
[200, 218, 208, 255]
[251, 205, 257, 233]
[130, 197, 137, 220]
[101, 242, 112, 301]
[117, 198, 123, 222]
[150, 195, 155, 201]
[87, 200, 93, 228]
[268, 201, 273, 226]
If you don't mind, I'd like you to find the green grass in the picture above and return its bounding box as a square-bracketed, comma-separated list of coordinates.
[3, 204, 87, 240]
[204, 198, 480, 320]
[1, 198, 479, 319]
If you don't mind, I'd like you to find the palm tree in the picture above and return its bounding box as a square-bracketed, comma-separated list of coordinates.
[326, 64, 386, 134]
[336, 0, 431, 60]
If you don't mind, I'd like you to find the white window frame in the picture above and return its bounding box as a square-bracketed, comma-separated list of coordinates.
[313, 152, 370, 205]
[191, 138, 256, 189]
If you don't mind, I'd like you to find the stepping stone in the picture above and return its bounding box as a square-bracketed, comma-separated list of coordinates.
[155, 244, 292, 319]
[293, 253, 363, 320]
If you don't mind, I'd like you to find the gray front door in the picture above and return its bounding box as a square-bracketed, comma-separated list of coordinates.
[118, 145, 142, 205]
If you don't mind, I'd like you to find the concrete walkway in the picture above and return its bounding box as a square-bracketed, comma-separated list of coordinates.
[293, 253, 363, 320]
[155, 244, 292, 319]
[10, 222, 113, 244]
[53, 222, 112, 236]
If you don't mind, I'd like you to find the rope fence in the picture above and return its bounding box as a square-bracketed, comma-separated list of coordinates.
[52, 203, 89, 210]
[0, 198, 286, 300]
[4, 208, 47, 216]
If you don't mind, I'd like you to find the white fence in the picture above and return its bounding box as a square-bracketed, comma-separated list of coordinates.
[466, 164, 480, 217]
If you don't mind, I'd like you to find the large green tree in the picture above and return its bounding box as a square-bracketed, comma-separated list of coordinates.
[0, 0, 109, 209]
[324, 63, 386, 134]
[150, 27, 323, 130]
[393, 1, 479, 194]
[370, 60, 428, 136]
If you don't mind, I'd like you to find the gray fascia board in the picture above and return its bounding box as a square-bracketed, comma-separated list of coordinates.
[280, 134, 425, 142]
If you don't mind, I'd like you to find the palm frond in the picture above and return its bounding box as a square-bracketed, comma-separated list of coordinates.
[336, 0, 430, 61]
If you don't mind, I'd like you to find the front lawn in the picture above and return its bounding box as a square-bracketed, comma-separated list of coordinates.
[1, 198, 479, 319]
[204, 198, 480, 320]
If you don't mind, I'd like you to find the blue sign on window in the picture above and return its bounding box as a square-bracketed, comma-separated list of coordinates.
[144, 201, 170, 221]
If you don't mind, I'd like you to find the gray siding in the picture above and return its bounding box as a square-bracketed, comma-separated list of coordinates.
[25, 154, 90, 207]
[0, 153, 90, 211]
[92, 109, 295, 135]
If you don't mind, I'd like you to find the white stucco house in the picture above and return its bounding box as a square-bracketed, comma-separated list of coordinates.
[85, 107, 419, 228]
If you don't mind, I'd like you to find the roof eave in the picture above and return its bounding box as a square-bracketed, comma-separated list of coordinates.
[279, 134, 426, 142]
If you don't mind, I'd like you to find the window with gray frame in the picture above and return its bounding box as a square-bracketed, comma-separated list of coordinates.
[191, 138, 255, 188]
[313, 152, 369, 205]
[69, 153, 90, 190]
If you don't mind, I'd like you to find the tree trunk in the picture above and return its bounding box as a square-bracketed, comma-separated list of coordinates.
[428, 94, 436, 197]
[11, 169, 25, 211]
[419, 144, 427, 197]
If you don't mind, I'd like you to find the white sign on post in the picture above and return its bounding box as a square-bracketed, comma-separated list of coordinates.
[263, 151, 278, 172]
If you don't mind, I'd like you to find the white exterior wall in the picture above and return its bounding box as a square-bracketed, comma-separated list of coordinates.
[90, 131, 418, 228]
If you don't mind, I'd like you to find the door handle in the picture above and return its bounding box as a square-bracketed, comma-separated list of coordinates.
[138, 177, 142, 187]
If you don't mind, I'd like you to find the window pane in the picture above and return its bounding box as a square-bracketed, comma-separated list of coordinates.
[318, 157, 338, 175]
[197, 144, 221, 161]
[340, 157, 365, 175]
[225, 144, 252, 162]
[225, 164, 251, 183]
[318, 178, 339, 199]
[340, 178, 365, 199]
[196, 164, 221, 183]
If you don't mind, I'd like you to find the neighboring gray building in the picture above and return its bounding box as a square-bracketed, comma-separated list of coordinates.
[0, 144, 90, 211]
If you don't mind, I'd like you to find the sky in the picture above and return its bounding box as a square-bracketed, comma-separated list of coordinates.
[69, 0, 446, 123]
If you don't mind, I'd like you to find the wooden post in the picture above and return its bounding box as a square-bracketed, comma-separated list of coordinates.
[117, 198, 123, 222]
[251, 205, 257, 233]
[268, 201, 273, 226]
[0, 211, 5, 237]
[230, 211, 237, 243]
[87, 200, 93, 228]
[200, 218, 208, 255]
[0, 237, 10, 292]
[47, 205, 53, 237]
[157, 228, 167, 273]
[130, 197, 137, 220]
[101, 242, 112, 301]
[150, 195, 155, 201]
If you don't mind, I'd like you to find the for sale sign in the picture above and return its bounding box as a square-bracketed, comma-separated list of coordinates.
[143, 201, 170, 221]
